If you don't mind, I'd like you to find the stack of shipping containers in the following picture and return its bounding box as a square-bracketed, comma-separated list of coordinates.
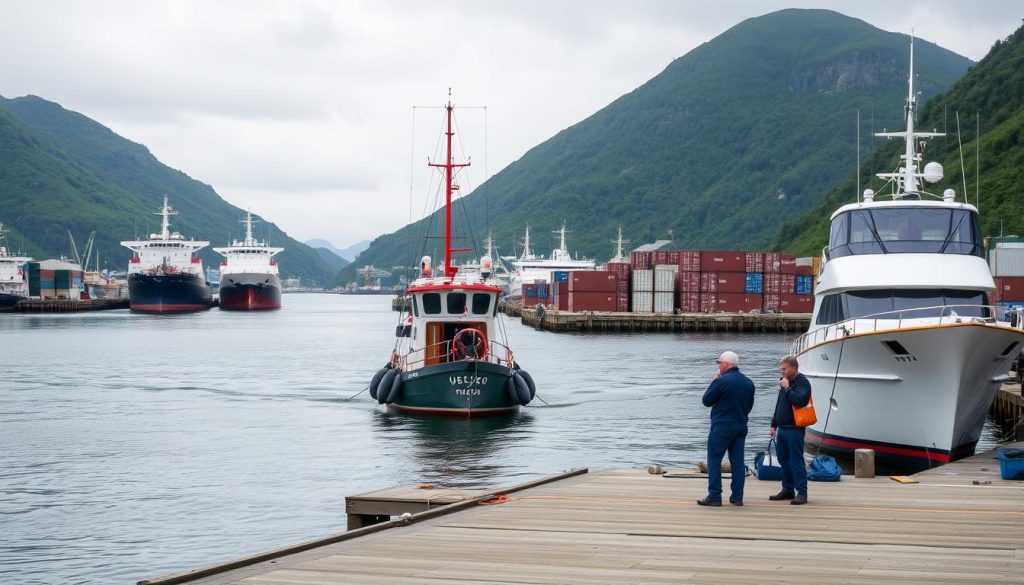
[566, 271, 619, 312]
[653, 264, 677, 313]
[603, 262, 631, 311]
[988, 237, 1024, 308]
[27, 259, 85, 299]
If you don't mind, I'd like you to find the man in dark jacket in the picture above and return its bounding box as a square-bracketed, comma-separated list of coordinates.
[698, 350, 755, 506]
[770, 355, 812, 505]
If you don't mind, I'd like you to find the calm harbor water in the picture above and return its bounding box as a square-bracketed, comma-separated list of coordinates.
[0, 294, 1006, 584]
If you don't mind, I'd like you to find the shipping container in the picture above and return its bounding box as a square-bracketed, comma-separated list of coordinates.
[677, 271, 701, 292]
[764, 273, 782, 293]
[779, 255, 797, 274]
[603, 262, 632, 279]
[630, 251, 652, 270]
[779, 294, 813, 313]
[631, 269, 654, 292]
[701, 272, 746, 293]
[569, 271, 618, 292]
[678, 291, 701, 312]
[701, 292, 747, 313]
[745, 272, 764, 294]
[744, 294, 764, 313]
[996, 276, 1024, 301]
[654, 265, 678, 292]
[781, 274, 796, 294]
[552, 270, 570, 283]
[764, 252, 782, 273]
[522, 296, 542, 308]
[763, 293, 781, 312]
[551, 283, 569, 311]
[989, 247, 1024, 277]
[744, 252, 765, 273]
[631, 291, 653, 313]
[616, 292, 629, 312]
[795, 275, 814, 295]
[679, 251, 701, 272]
[700, 251, 746, 273]
[654, 291, 674, 313]
[569, 291, 617, 312]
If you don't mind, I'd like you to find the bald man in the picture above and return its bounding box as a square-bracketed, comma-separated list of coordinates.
[697, 350, 755, 506]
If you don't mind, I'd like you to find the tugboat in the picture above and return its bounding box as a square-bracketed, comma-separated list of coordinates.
[0, 224, 32, 312]
[367, 98, 536, 416]
[121, 196, 213, 313]
[213, 211, 283, 310]
[791, 39, 1024, 472]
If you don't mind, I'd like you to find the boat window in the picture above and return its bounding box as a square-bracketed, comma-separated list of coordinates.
[446, 292, 467, 314]
[815, 289, 989, 324]
[828, 208, 983, 259]
[422, 293, 442, 314]
[471, 293, 491, 315]
[411, 295, 419, 317]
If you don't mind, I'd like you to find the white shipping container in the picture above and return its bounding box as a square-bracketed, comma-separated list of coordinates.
[990, 248, 1024, 277]
[654, 291, 674, 313]
[631, 269, 654, 292]
[654, 267, 677, 292]
[631, 291, 653, 313]
[653, 264, 680, 272]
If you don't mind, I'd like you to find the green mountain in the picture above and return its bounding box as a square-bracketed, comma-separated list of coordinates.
[337, 9, 971, 284]
[0, 96, 337, 285]
[776, 23, 1024, 254]
[313, 246, 350, 271]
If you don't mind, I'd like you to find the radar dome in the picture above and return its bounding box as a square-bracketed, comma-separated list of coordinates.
[943, 189, 956, 201]
[923, 162, 944, 183]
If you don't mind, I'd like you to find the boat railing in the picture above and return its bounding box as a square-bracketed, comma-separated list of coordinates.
[791, 304, 1022, 355]
[399, 338, 515, 370]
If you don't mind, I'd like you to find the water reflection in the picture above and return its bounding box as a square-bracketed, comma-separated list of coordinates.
[372, 410, 534, 487]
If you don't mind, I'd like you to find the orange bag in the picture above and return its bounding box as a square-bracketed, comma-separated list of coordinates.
[792, 394, 817, 428]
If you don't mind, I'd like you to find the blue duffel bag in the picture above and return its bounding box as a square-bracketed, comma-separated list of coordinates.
[754, 439, 783, 481]
[807, 454, 841, 481]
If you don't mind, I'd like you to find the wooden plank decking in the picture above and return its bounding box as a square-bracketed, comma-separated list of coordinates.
[142, 443, 1024, 585]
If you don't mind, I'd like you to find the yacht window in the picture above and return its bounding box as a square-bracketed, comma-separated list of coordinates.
[828, 208, 983, 259]
[471, 293, 491, 315]
[815, 289, 989, 324]
[422, 293, 442, 314]
[411, 295, 419, 317]
[447, 292, 467, 314]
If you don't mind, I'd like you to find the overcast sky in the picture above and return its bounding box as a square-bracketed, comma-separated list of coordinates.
[2, 1, 1020, 248]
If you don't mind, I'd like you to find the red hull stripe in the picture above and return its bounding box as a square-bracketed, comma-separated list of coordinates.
[806, 428, 951, 463]
[131, 304, 210, 313]
[389, 404, 518, 417]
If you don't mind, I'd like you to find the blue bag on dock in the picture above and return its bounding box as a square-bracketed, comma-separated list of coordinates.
[807, 454, 841, 481]
[754, 440, 783, 481]
[996, 448, 1024, 480]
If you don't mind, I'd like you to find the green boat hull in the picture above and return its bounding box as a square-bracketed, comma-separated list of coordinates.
[391, 361, 518, 416]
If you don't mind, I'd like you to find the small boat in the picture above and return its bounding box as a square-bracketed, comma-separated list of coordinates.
[213, 211, 283, 310]
[791, 38, 1024, 472]
[121, 196, 213, 313]
[367, 98, 536, 416]
[0, 224, 32, 311]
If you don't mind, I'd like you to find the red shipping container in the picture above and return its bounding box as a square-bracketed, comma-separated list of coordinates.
[616, 292, 629, 312]
[569, 271, 618, 292]
[604, 262, 632, 279]
[779, 255, 797, 274]
[678, 271, 701, 292]
[666, 251, 681, 265]
[997, 276, 1024, 301]
[701, 272, 746, 294]
[744, 252, 765, 273]
[700, 293, 717, 312]
[522, 296, 542, 308]
[569, 291, 617, 312]
[764, 273, 782, 294]
[779, 294, 813, 313]
[763, 293, 781, 312]
[679, 251, 701, 272]
[795, 264, 814, 276]
[744, 294, 764, 312]
[700, 251, 746, 273]
[630, 251, 651, 270]
[679, 291, 701, 312]
[781, 274, 796, 294]
[701, 292, 747, 312]
[991, 283, 1002, 304]
[551, 282, 569, 311]
[764, 252, 782, 273]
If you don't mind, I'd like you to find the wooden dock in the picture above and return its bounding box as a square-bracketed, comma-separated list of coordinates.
[14, 298, 129, 312]
[993, 383, 1024, 440]
[140, 442, 1024, 585]
[521, 309, 811, 333]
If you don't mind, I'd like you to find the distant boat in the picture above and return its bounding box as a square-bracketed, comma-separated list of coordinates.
[791, 39, 1024, 472]
[121, 196, 213, 313]
[506, 223, 595, 296]
[213, 211, 283, 310]
[0, 223, 32, 311]
[367, 98, 536, 416]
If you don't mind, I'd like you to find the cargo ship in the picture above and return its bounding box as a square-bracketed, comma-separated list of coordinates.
[367, 98, 536, 416]
[506, 224, 595, 296]
[790, 39, 1024, 472]
[0, 223, 32, 311]
[213, 211, 283, 310]
[121, 196, 212, 313]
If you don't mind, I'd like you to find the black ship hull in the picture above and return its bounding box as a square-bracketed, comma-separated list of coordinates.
[128, 272, 212, 313]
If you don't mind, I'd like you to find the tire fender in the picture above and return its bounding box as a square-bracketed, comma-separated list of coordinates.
[513, 372, 531, 405]
[378, 369, 398, 404]
[384, 371, 403, 404]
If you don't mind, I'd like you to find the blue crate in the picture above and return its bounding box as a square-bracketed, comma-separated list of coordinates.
[997, 449, 1024, 480]
[744, 273, 764, 294]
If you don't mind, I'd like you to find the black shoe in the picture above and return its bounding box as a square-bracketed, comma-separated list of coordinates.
[729, 500, 743, 506]
[790, 494, 807, 505]
[769, 490, 795, 501]
[696, 497, 722, 507]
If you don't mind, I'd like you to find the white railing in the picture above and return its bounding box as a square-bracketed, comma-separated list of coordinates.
[399, 339, 515, 370]
[791, 304, 1022, 355]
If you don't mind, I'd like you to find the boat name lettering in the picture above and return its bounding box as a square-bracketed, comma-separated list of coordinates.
[450, 376, 487, 386]
[454, 388, 482, 396]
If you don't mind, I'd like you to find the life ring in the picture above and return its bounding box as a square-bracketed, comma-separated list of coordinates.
[378, 369, 398, 404]
[451, 327, 488, 361]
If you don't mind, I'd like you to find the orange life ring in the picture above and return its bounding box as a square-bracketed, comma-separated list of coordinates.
[451, 327, 489, 361]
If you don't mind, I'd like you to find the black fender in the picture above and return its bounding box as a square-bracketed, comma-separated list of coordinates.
[378, 369, 398, 404]
[517, 369, 537, 400]
[505, 376, 519, 403]
[384, 371, 403, 404]
[512, 372, 531, 405]
[369, 364, 391, 401]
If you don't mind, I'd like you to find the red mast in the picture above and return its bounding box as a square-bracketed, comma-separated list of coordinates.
[428, 96, 470, 278]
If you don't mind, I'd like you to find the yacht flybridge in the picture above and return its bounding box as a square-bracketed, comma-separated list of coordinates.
[792, 39, 1024, 471]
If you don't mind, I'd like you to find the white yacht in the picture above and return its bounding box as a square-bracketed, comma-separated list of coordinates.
[506, 224, 595, 295]
[791, 39, 1024, 472]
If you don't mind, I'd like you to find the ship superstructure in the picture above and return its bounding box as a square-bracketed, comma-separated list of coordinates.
[213, 211, 283, 310]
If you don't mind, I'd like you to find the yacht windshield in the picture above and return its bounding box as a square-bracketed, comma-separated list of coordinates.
[827, 207, 982, 259]
[815, 288, 989, 325]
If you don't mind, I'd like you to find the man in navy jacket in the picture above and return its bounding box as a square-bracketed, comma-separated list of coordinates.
[770, 355, 813, 505]
[698, 350, 755, 506]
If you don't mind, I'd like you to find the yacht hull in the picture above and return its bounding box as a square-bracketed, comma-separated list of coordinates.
[218, 272, 282, 310]
[798, 323, 1021, 472]
[128, 272, 212, 313]
[390, 361, 519, 417]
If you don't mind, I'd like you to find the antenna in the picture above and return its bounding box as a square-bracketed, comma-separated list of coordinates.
[976, 112, 980, 211]
[956, 112, 968, 203]
[856, 109, 861, 202]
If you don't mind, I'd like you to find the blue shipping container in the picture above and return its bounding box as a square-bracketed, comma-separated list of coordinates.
[552, 271, 570, 283]
[795, 275, 813, 295]
[536, 284, 548, 297]
[744, 273, 764, 294]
